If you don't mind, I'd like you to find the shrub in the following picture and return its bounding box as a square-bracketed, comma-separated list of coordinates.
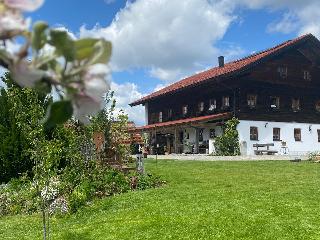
[308, 151, 320, 161]
[214, 117, 240, 156]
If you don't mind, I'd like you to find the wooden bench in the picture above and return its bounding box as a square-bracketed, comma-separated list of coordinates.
[253, 143, 278, 155]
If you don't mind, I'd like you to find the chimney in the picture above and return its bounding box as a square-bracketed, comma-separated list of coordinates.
[218, 56, 224, 67]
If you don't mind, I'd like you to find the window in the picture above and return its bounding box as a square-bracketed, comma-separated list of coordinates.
[318, 130, 320, 142]
[273, 128, 281, 141]
[222, 96, 230, 108]
[199, 129, 204, 142]
[209, 99, 217, 111]
[247, 94, 257, 108]
[182, 105, 188, 115]
[159, 111, 163, 122]
[316, 101, 320, 112]
[292, 98, 300, 112]
[210, 129, 215, 138]
[167, 109, 173, 119]
[270, 96, 280, 109]
[304, 70, 311, 81]
[294, 128, 301, 141]
[198, 102, 204, 112]
[277, 66, 287, 78]
[250, 127, 258, 141]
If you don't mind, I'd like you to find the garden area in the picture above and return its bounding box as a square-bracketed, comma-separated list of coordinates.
[2, 159, 320, 239]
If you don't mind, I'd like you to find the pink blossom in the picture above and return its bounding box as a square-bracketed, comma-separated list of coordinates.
[4, 0, 44, 12]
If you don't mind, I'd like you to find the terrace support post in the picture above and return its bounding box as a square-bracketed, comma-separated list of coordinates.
[174, 127, 178, 154]
[194, 128, 200, 154]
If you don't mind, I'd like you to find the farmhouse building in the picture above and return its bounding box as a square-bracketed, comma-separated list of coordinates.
[130, 34, 320, 155]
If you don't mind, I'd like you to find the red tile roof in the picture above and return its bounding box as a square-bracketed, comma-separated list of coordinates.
[130, 112, 232, 132]
[130, 34, 315, 106]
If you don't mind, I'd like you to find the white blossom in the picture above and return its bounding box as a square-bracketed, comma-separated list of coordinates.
[0, 11, 30, 39]
[10, 60, 45, 87]
[73, 64, 110, 123]
[73, 94, 101, 124]
[4, 0, 44, 12]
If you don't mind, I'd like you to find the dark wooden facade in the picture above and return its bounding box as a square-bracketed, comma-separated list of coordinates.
[145, 37, 320, 125]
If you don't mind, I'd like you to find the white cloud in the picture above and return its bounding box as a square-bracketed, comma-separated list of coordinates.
[267, 12, 299, 34]
[80, 0, 320, 85]
[80, 0, 236, 82]
[110, 81, 145, 125]
[234, 0, 320, 37]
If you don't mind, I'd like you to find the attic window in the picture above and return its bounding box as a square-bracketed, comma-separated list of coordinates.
[247, 94, 257, 108]
[167, 109, 173, 119]
[277, 66, 287, 78]
[198, 102, 204, 112]
[270, 96, 280, 109]
[222, 96, 230, 108]
[292, 98, 300, 112]
[182, 105, 188, 115]
[209, 99, 217, 111]
[304, 70, 311, 81]
[159, 111, 163, 123]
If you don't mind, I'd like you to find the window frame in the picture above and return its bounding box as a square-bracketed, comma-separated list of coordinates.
[222, 96, 230, 108]
[270, 96, 280, 109]
[318, 129, 320, 143]
[277, 66, 288, 78]
[294, 128, 301, 142]
[182, 105, 188, 116]
[167, 108, 173, 119]
[250, 126, 259, 141]
[303, 70, 311, 81]
[292, 98, 301, 112]
[273, 128, 281, 141]
[247, 94, 257, 108]
[198, 101, 204, 112]
[209, 99, 217, 111]
[159, 111, 163, 123]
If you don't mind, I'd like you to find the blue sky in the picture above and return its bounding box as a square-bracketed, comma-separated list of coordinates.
[19, 0, 320, 124]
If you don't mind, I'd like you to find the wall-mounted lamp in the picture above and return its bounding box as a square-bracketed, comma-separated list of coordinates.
[309, 125, 312, 132]
[264, 123, 268, 128]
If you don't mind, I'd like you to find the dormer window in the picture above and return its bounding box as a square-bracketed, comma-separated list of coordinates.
[198, 102, 204, 112]
[182, 105, 188, 115]
[247, 94, 257, 108]
[292, 98, 300, 112]
[277, 66, 287, 78]
[159, 111, 163, 122]
[222, 96, 230, 108]
[304, 70, 311, 81]
[270, 96, 280, 109]
[209, 99, 217, 111]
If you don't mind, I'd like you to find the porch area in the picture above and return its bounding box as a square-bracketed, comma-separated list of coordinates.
[132, 112, 231, 155]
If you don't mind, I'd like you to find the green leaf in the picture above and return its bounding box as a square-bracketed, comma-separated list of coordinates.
[43, 100, 73, 130]
[49, 30, 75, 61]
[89, 39, 112, 65]
[31, 21, 48, 51]
[74, 38, 99, 60]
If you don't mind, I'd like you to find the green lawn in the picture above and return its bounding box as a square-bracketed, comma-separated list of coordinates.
[2, 160, 320, 240]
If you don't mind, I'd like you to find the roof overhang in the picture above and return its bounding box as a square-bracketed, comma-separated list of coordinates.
[130, 112, 232, 132]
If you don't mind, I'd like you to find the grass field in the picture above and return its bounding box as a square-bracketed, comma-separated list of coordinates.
[1, 160, 320, 240]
